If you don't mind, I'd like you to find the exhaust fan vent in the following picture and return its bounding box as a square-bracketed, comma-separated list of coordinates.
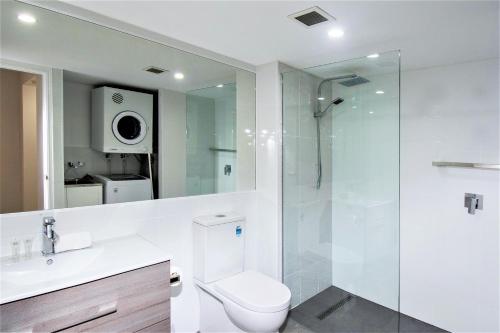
[144, 66, 168, 74]
[289, 7, 335, 27]
[111, 92, 124, 104]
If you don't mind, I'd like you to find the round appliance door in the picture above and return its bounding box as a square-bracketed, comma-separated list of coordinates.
[112, 111, 148, 145]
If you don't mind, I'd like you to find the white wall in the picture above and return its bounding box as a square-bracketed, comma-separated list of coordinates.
[255, 62, 282, 280]
[236, 71, 256, 192]
[0, 191, 258, 333]
[159, 89, 187, 199]
[400, 58, 499, 332]
[51, 68, 66, 209]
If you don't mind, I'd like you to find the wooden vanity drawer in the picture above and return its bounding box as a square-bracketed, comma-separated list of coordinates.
[0, 261, 170, 333]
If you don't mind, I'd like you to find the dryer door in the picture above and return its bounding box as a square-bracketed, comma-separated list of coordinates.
[112, 111, 148, 145]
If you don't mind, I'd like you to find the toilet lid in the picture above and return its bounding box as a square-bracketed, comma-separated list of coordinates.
[214, 271, 291, 313]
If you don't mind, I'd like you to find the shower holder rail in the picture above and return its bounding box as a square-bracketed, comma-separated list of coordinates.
[432, 161, 500, 170]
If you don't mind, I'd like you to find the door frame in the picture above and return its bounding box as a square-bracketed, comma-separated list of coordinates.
[1, 58, 62, 210]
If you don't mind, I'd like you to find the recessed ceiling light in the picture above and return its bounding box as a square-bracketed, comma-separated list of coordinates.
[216, 84, 224, 88]
[18, 13, 36, 24]
[369, 111, 374, 114]
[328, 28, 344, 38]
[375, 90, 385, 94]
[367, 53, 379, 59]
[174, 72, 184, 80]
[318, 97, 325, 101]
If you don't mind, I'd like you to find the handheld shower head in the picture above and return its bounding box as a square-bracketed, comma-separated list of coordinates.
[332, 97, 344, 105]
[314, 97, 344, 118]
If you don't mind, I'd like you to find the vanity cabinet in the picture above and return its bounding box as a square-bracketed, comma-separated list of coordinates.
[0, 261, 170, 332]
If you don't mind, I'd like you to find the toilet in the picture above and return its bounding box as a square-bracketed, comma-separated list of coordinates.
[193, 212, 291, 332]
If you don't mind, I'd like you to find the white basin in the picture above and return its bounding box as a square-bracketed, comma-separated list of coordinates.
[2, 248, 102, 286]
[0, 235, 171, 304]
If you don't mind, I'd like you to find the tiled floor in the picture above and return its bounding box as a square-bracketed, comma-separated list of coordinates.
[280, 286, 448, 333]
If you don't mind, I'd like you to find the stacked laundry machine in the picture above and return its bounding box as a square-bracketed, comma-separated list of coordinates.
[91, 87, 154, 204]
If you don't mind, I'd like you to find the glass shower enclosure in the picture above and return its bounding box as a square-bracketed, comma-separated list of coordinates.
[186, 83, 237, 196]
[282, 51, 400, 330]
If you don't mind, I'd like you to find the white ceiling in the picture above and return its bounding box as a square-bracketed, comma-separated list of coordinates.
[62, 0, 499, 70]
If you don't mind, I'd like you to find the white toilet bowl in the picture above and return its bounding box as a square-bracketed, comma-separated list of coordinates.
[193, 213, 291, 332]
[195, 270, 291, 332]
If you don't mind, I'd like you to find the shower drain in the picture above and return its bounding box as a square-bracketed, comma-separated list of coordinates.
[316, 295, 353, 320]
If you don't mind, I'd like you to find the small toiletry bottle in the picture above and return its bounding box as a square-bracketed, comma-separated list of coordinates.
[24, 238, 33, 259]
[11, 239, 20, 262]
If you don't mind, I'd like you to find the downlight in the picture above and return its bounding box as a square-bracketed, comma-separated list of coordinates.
[18, 13, 36, 24]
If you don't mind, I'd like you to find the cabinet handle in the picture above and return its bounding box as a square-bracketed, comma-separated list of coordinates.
[32, 302, 118, 333]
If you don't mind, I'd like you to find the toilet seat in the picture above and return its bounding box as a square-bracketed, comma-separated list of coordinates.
[214, 271, 291, 313]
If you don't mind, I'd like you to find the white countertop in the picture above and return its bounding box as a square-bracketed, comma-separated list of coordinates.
[0, 235, 171, 304]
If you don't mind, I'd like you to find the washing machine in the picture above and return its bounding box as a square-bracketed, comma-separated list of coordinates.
[91, 87, 153, 154]
[93, 174, 152, 204]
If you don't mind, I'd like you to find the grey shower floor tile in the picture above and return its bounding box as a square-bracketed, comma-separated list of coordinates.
[281, 286, 448, 333]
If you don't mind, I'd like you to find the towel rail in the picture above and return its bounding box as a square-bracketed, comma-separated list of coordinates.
[432, 161, 500, 170]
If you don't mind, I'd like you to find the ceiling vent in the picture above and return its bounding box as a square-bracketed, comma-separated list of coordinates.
[289, 7, 335, 28]
[144, 66, 168, 74]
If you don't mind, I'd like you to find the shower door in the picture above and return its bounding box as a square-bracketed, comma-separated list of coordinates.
[282, 51, 400, 315]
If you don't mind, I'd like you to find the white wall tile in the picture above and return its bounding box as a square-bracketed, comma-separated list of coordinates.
[400, 58, 499, 332]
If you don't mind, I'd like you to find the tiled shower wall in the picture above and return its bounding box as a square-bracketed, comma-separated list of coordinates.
[282, 70, 333, 307]
[186, 95, 216, 195]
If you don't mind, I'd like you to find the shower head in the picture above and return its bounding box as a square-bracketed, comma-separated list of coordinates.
[314, 97, 344, 118]
[332, 97, 344, 105]
[338, 76, 370, 87]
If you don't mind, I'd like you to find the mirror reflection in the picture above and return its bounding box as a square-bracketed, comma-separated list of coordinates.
[0, 0, 256, 214]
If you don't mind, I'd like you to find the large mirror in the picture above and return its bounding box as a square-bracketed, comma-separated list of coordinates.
[0, 0, 256, 214]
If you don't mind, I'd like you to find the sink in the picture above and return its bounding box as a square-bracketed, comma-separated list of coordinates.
[0, 235, 171, 304]
[2, 248, 102, 286]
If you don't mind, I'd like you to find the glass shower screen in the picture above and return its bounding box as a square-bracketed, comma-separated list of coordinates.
[282, 51, 400, 316]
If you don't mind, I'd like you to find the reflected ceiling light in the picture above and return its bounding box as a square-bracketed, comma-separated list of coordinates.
[318, 97, 325, 101]
[174, 72, 184, 80]
[216, 84, 224, 88]
[367, 53, 379, 59]
[18, 13, 36, 24]
[369, 111, 374, 114]
[244, 129, 252, 134]
[375, 90, 385, 94]
[328, 28, 344, 38]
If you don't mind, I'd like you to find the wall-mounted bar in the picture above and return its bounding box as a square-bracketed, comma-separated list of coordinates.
[209, 147, 237, 153]
[432, 161, 500, 170]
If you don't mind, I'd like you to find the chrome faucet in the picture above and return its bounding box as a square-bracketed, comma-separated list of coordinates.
[42, 217, 58, 256]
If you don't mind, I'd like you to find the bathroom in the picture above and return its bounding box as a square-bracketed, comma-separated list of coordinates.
[0, 1, 498, 332]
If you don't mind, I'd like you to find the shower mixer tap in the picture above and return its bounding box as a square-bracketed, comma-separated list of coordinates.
[464, 193, 483, 215]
